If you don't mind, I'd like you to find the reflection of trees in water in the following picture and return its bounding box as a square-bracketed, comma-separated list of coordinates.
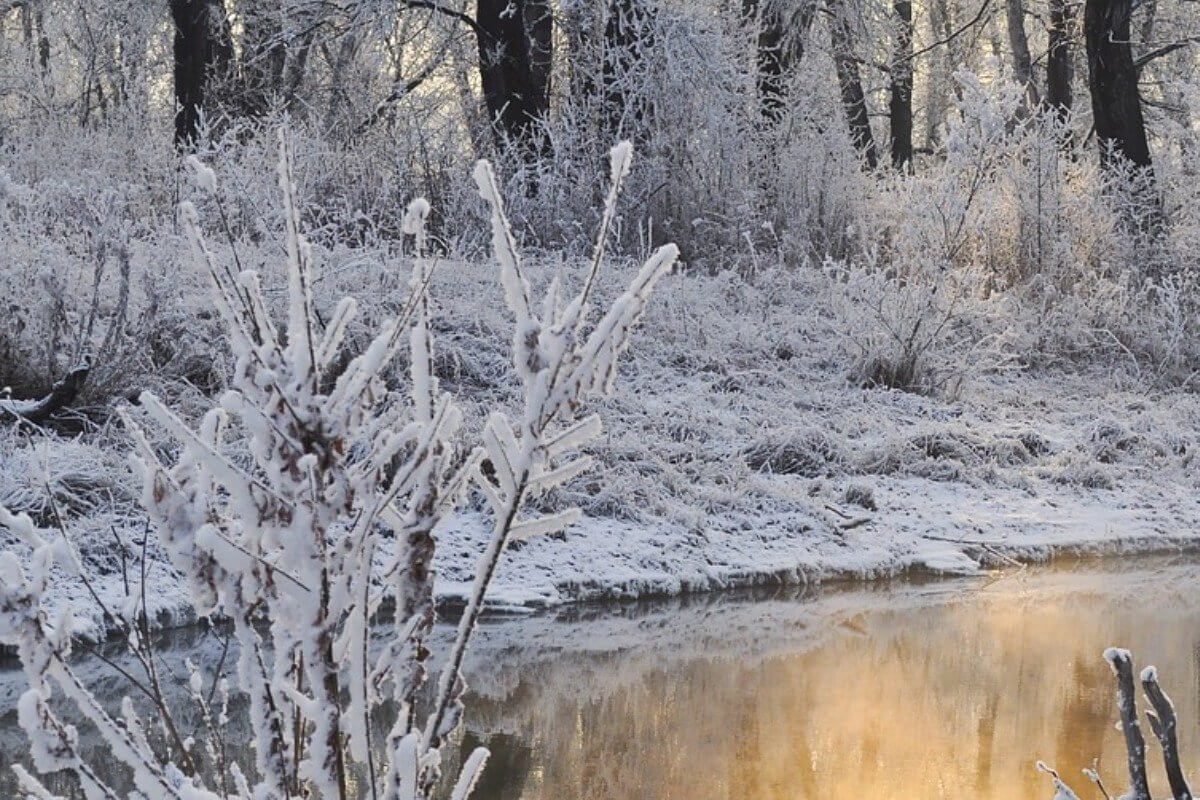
[1053, 653, 1114, 788]
[457, 731, 534, 800]
[5, 560, 1200, 799]
[439, 568, 1200, 800]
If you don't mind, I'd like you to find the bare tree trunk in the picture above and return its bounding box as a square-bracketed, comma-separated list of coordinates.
[526, 0, 553, 119]
[323, 33, 358, 131]
[20, 0, 50, 79]
[744, 0, 818, 124]
[603, 0, 655, 144]
[1005, 0, 1039, 110]
[1084, 0, 1153, 170]
[745, 0, 786, 122]
[889, 0, 914, 170]
[1046, 0, 1074, 126]
[1084, 0, 1160, 232]
[281, 25, 316, 115]
[170, 0, 230, 146]
[924, 0, 953, 148]
[828, 0, 879, 169]
[239, 0, 286, 118]
[476, 0, 553, 165]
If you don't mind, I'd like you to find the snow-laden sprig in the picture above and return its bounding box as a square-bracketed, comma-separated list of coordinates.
[0, 509, 216, 800]
[422, 141, 678, 759]
[0, 135, 673, 800]
[1035, 762, 1082, 800]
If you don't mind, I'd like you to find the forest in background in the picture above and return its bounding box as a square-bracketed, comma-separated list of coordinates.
[1, 6, 1199, 797]
[0, 0, 1198, 416]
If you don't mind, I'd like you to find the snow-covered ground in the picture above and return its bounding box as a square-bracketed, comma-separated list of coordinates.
[2, 254, 1197, 638]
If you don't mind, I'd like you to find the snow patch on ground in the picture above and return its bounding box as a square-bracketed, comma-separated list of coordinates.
[6, 468, 1195, 642]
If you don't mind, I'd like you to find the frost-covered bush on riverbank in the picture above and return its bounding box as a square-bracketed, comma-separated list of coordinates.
[3, 42, 1200, 412]
[1, 20, 1199, 639]
[0, 136, 676, 799]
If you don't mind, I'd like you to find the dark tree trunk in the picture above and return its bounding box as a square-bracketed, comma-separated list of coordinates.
[888, 0, 913, 170]
[239, 1, 286, 118]
[170, 0, 230, 147]
[1084, 0, 1152, 170]
[477, 0, 553, 163]
[526, 0, 554, 117]
[1005, 0, 1039, 110]
[1085, 0, 1161, 232]
[1046, 0, 1074, 125]
[603, 0, 655, 144]
[828, 1, 878, 169]
[20, 2, 51, 78]
[750, 0, 788, 122]
[743, 0, 817, 124]
[923, 0, 953, 148]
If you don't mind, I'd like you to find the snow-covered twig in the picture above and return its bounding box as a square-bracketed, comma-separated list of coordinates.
[0, 134, 674, 800]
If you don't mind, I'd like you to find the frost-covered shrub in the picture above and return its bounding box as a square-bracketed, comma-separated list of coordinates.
[841, 482, 876, 511]
[823, 71, 1032, 394]
[0, 135, 677, 799]
[1, 0, 1198, 430]
[827, 256, 1015, 394]
[0, 148, 221, 409]
[0, 436, 134, 525]
[1039, 451, 1117, 490]
[743, 427, 845, 477]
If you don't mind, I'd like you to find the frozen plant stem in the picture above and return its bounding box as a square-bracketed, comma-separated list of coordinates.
[1105, 648, 1152, 800]
[0, 133, 676, 800]
[1142, 665, 1193, 800]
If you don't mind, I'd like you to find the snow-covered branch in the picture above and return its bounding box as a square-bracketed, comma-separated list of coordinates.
[0, 132, 674, 800]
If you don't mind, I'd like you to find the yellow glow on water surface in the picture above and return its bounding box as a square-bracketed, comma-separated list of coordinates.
[456, 561, 1200, 800]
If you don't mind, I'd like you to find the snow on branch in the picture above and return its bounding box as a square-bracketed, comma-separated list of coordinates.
[0, 134, 674, 800]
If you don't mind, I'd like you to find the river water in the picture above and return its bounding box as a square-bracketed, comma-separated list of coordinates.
[3, 555, 1199, 798]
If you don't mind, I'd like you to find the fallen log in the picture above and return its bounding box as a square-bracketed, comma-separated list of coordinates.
[0, 362, 90, 425]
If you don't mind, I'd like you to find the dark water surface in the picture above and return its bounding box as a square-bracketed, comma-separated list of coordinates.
[4, 555, 1200, 799]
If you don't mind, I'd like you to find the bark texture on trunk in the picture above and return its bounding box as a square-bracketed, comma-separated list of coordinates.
[1046, 0, 1074, 125]
[239, 1, 286, 118]
[829, 1, 879, 169]
[477, 0, 553, 161]
[744, 0, 818, 124]
[170, 0, 232, 146]
[1084, 0, 1152, 170]
[1005, 0, 1039, 109]
[889, 0, 914, 169]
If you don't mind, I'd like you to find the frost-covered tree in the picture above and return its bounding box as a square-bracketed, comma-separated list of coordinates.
[0, 133, 677, 799]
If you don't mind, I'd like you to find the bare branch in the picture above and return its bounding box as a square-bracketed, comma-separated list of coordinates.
[0, 362, 91, 425]
[1135, 37, 1200, 70]
[1141, 666, 1193, 800]
[1105, 648, 1152, 800]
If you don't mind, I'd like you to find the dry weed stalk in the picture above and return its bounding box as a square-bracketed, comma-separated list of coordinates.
[0, 132, 677, 800]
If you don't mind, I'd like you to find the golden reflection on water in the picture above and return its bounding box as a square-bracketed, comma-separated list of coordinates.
[461, 564, 1200, 800]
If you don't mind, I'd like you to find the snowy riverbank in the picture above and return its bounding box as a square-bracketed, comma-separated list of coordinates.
[2, 261, 1198, 639]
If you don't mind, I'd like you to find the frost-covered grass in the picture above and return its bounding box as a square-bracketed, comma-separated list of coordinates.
[0, 134, 683, 799]
[0, 60, 1197, 642]
[2, 237, 1197, 637]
